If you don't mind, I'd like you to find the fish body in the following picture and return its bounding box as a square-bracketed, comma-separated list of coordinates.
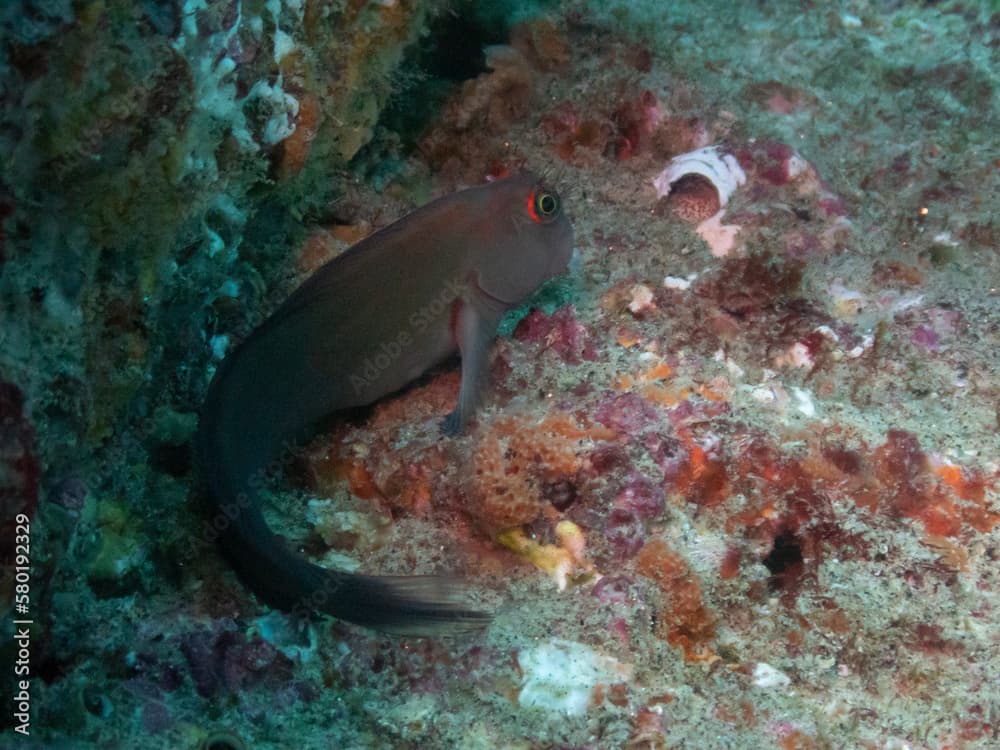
[196, 173, 573, 634]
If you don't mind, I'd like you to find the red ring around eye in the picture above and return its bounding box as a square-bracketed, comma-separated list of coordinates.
[527, 189, 542, 223]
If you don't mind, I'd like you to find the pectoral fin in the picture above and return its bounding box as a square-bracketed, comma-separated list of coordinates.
[441, 299, 499, 436]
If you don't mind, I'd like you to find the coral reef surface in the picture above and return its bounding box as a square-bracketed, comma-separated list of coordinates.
[1, 1, 998, 748]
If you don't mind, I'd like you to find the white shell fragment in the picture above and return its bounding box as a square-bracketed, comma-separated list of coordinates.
[654, 146, 747, 256]
[753, 662, 792, 689]
[663, 273, 696, 290]
[518, 639, 632, 715]
[653, 146, 747, 207]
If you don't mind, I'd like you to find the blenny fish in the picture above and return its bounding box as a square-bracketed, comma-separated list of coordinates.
[196, 173, 574, 635]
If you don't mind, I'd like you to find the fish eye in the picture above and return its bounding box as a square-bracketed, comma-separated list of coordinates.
[537, 193, 558, 215]
[528, 189, 561, 223]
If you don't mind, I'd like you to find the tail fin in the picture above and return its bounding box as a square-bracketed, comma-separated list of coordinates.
[307, 571, 492, 636]
[215, 503, 491, 636]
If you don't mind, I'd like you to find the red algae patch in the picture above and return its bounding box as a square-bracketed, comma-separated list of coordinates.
[647, 416, 998, 609]
[635, 539, 717, 662]
[870, 429, 999, 537]
[664, 434, 731, 509]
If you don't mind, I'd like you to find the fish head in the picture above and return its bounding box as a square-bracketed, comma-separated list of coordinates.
[473, 173, 574, 307]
